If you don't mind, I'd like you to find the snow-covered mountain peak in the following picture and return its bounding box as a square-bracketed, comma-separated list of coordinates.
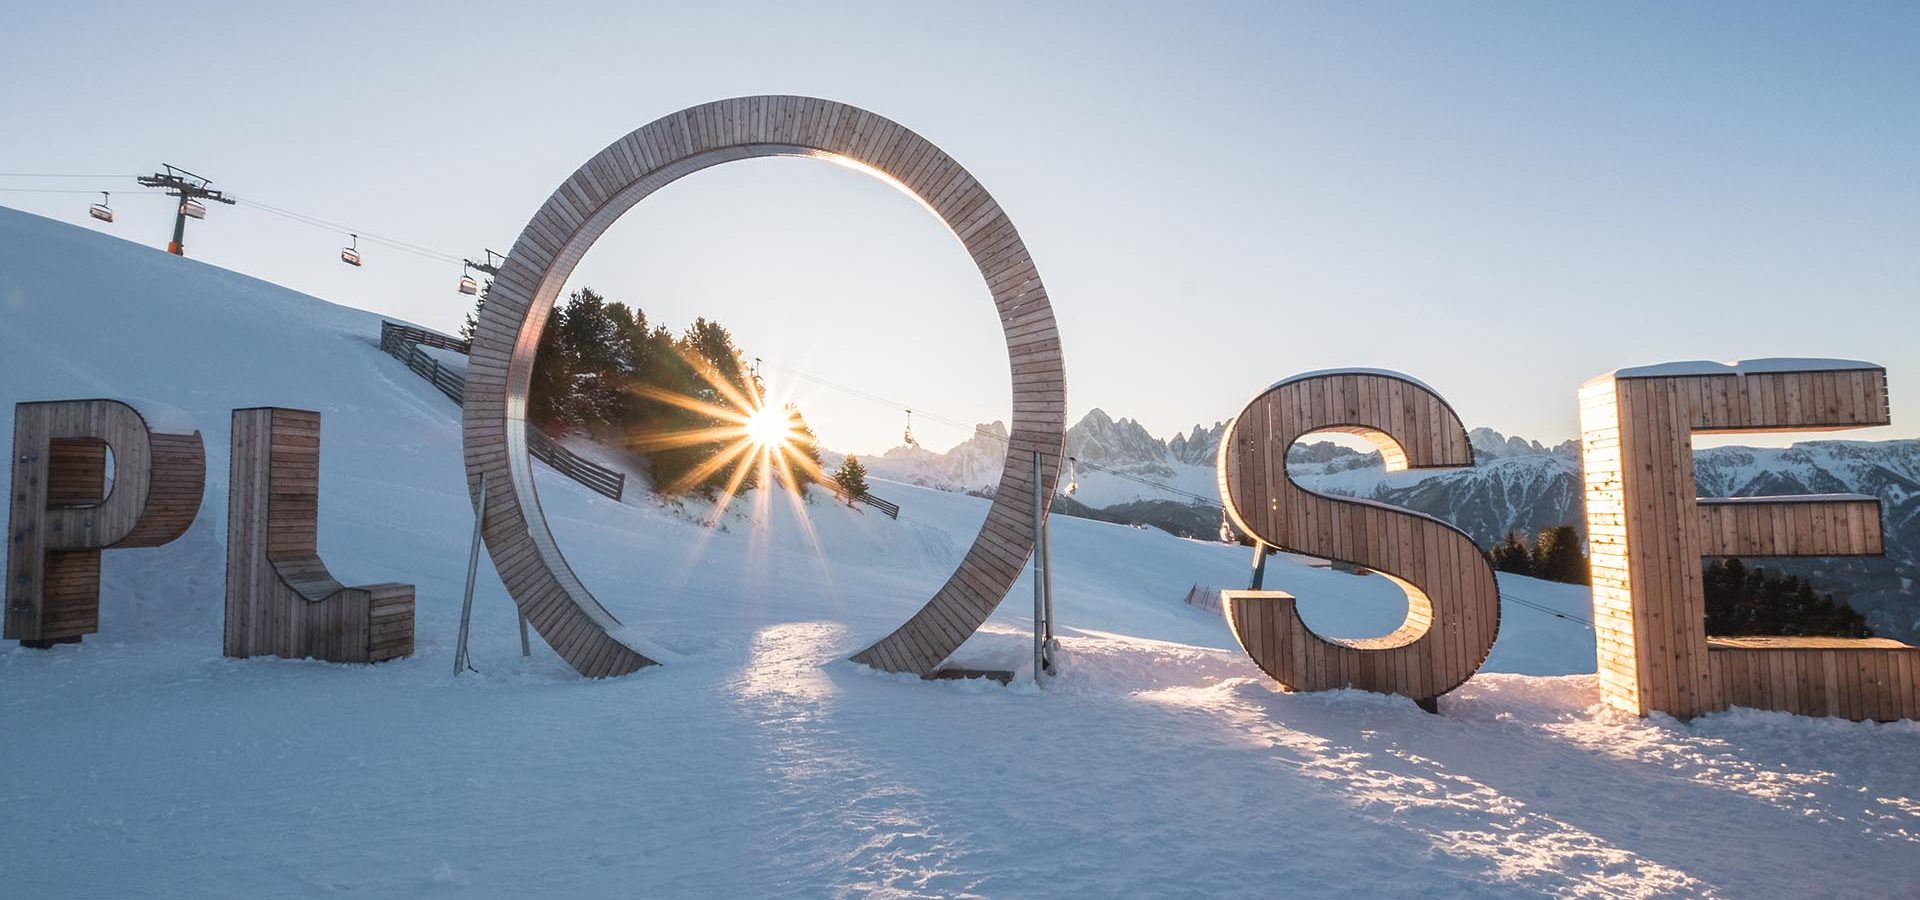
[1065, 407, 1169, 470]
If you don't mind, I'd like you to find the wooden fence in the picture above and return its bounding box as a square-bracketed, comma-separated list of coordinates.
[379, 320, 470, 354]
[379, 321, 626, 501]
[1182, 583, 1223, 613]
[825, 483, 901, 519]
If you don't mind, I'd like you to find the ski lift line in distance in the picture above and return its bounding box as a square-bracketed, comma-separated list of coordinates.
[88, 192, 113, 223]
[756, 355, 1216, 506]
[458, 249, 505, 294]
[239, 202, 460, 263]
[340, 233, 362, 267]
[0, 187, 167, 195]
[232, 196, 465, 264]
[741, 353, 1597, 633]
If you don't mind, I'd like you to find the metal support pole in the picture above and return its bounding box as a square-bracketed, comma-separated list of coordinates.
[517, 602, 531, 658]
[1249, 540, 1269, 591]
[1032, 451, 1047, 686]
[168, 197, 188, 256]
[455, 474, 488, 675]
[1041, 491, 1056, 674]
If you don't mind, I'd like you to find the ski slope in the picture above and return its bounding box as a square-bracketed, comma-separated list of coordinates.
[1, 206, 1916, 899]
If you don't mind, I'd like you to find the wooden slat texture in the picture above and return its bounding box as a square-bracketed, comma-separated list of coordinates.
[5, 399, 205, 646]
[1696, 496, 1883, 558]
[222, 407, 414, 663]
[461, 96, 1066, 678]
[1580, 361, 1916, 721]
[1217, 372, 1499, 702]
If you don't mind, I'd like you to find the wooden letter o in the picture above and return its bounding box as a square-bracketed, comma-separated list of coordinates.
[1216, 371, 1500, 703]
[463, 97, 1067, 677]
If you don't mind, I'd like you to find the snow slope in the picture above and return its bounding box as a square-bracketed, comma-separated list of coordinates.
[2, 207, 1917, 898]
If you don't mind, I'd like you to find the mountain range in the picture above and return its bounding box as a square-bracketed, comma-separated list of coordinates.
[854, 409, 1920, 643]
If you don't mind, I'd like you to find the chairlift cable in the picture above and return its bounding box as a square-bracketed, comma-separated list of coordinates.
[231, 196, 465, 263]
[0, 187, 168, 194]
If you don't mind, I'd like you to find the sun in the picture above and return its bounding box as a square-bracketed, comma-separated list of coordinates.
[622, 351, 832, 538]
[744, 404, 793, 449]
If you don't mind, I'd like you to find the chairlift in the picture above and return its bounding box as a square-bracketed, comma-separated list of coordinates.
[340, 233, 362, 267]
[903, 409, 917, 447]
[181, 199, 207, 220]
[88, 192, 114, 224]
[1064, 457, 1079, 495]
[1218, 507, 1236, 544]
[457, 274, 479, 295]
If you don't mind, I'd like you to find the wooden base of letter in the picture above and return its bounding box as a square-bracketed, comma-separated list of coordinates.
[224, 408, 413, 663]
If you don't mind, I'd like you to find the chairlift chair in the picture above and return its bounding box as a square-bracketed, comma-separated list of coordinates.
[88, 192, 113, 223]
[1064, 457, 1079, 495]
[457, 274, 479, 295]
[340, 233, 362, 267]
[903, 410, 917, 447]
[181, 199, 207, 219]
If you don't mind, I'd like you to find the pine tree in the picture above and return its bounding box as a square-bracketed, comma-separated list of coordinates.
[1490, 531, 1533, 576]
[526, 304, 572, 427]
[834, 455, 870, 502]
[1532, 525, 1589, 585]
[786, 405, 824, 479]
[1704, 558, 1872, 638]
[460, 292, 484, 343]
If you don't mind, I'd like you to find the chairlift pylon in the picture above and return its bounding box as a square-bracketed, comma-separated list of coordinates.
[88, 192, 113, 224]
[181, 198, 207, 220]
[340, 233, 362, 267]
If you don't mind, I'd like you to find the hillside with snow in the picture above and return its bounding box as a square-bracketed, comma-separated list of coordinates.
[2, 206, 1918, 898]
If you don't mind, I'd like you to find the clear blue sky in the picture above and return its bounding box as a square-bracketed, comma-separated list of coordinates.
[5, 2, 1916, 454]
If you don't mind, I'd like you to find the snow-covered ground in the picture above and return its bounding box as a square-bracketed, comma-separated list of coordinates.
[2, 206, 1917, 898]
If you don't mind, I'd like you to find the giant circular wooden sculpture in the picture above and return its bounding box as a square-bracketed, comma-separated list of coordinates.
[462, 96, 1066, 678]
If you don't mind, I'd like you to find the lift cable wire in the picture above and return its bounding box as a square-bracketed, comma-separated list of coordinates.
[231, 196, 466, 264]
[0, 187, 169, 195]
[0, 172, 466, 266]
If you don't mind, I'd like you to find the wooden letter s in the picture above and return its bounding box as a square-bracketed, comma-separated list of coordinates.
[1217, 371, 1500, 704]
